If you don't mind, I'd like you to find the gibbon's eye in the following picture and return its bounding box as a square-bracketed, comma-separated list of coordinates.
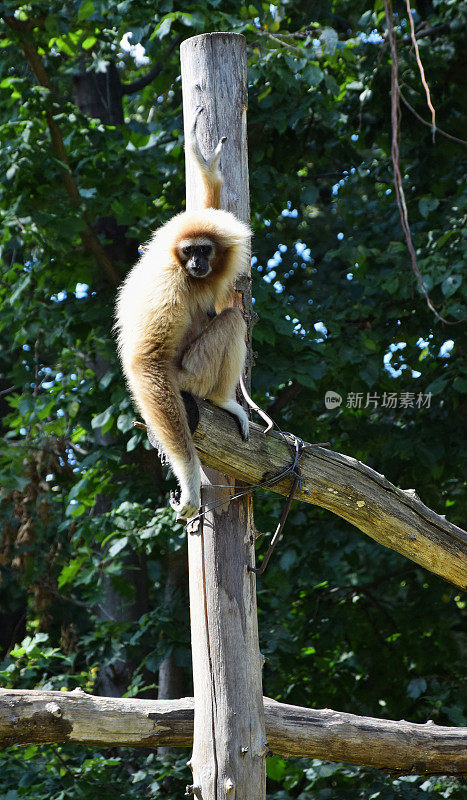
[198, 245, 212, 257]
[182, 245, 193, 257]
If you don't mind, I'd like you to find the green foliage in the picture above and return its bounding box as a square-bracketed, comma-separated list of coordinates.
[0, 0, 466, 798]
[0, 746, 190, 799]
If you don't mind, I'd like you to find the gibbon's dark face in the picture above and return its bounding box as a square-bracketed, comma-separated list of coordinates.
[177, 237, 214, 278]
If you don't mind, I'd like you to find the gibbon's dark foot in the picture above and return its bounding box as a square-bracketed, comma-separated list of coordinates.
[238, 419, 250, 441]
[170, 484, 201, 521]
[181, 391, 200, 434]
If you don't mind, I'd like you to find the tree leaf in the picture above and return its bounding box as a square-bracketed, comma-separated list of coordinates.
[441, 274, 462, 297]
[320, 27, 338, 55]
[407, 677, 427, 699]
[91, 407, 114, 429]
[418, 197, 439, 218]
[77, 0, 95, 20]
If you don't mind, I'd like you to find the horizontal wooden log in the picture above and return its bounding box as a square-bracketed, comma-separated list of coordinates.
[1, 690, 466, 775]
[188, 400, 467, 589]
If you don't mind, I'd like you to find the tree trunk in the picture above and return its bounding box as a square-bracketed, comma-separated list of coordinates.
[88, 355, 148, 698]
[157, 551, 187, 756]
[180, 33, 267, 799]
[73, 78, 147, 699]
[72, 62, 124, 124]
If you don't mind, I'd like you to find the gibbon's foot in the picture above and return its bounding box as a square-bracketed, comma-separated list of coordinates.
[217, 399, 250, 441]
[170, 488, 200, 521]
[170, 456, 202, 519]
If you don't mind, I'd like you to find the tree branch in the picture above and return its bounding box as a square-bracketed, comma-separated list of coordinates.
[0, 690, 465, 775]
[401, 23, 451, 44]
[399, 89, 467, 147]
[185, 400, 467, 589]
[121, 34, 184, 95]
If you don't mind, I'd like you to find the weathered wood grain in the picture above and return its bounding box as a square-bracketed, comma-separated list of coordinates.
[190, 400, 467, 589]
[1, 690, 465, 775]
[181, 33, 267, 800]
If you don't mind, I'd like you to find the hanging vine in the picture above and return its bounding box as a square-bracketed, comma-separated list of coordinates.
[384, 0, 455, 325]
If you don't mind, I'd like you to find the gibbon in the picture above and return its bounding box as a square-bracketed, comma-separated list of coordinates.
[115, 107, 250, 519]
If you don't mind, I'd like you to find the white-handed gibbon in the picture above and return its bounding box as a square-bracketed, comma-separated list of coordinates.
[115, 107, 250, 519]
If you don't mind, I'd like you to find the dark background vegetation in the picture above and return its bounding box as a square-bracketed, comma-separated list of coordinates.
[0, 0, 466, 797]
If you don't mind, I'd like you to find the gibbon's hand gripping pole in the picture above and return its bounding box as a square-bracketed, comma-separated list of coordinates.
[180, 34, 267, 800]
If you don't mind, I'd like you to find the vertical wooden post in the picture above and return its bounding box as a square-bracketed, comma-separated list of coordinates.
[181, 33, 267, 800]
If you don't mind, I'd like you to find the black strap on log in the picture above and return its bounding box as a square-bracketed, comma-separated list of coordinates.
[248, 437, 305, 575]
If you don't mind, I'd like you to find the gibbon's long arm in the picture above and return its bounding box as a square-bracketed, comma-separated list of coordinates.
[129, 358, 201, 518]
[189, 106, 225, 210]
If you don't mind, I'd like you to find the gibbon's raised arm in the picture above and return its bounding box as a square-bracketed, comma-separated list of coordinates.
[115, 108, 251, 519]
[189, 105, 225, 210]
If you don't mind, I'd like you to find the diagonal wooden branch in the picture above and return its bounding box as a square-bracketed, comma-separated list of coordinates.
[185, 399, 466, 589]
[1, 690, 466, 775]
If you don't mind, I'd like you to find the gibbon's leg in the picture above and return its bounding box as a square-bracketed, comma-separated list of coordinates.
[178, 308, 249, 440]
[129, 359, 201, 518]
